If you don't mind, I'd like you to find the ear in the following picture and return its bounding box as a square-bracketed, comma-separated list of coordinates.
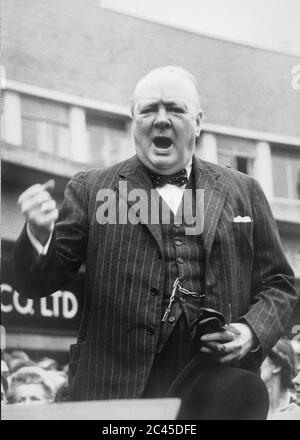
[272, 365, 282, 375]
[195, 109, 203, 137]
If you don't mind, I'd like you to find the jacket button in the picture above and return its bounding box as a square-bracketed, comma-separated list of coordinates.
[175, 240, 182, 246]
[156, 251, 162, 259]
[176, 257, 184, 264]
[147, 326, 155, 335]
[168, 316, 176, 324]
[174, 223, 182, 228]
[150, 288, 159, 296]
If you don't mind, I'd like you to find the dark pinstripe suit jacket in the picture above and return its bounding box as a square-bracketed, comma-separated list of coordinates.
[14, 154, 298, 400]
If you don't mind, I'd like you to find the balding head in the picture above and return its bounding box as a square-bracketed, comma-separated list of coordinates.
[132, 65, 203, 174]
[132, 66, 202, 117]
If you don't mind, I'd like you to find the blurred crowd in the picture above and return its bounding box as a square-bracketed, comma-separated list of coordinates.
[1, 339, 300, 420]
[1, 350, 69, 405]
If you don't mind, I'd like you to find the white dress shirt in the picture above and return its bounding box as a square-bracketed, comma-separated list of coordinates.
[155, 160, 192, 215]
[27, 223, 52, 255]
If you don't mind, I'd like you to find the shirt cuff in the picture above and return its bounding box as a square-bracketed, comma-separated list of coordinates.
[26, 224, 53, 256]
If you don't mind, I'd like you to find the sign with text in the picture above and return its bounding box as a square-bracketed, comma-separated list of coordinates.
[1, 279, 83, 335]
[1, 240, 83, 335]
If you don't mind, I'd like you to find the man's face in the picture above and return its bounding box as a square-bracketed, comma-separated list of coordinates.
[132, 71, 202, 175]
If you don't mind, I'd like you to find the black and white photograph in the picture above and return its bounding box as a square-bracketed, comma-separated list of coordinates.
[1, 0, 300, 424]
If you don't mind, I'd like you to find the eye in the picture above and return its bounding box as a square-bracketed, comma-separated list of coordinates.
[170, 106, 185, 114]
[139, 106, 155, 115]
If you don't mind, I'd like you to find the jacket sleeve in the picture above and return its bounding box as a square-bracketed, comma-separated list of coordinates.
[240, 178, 299, 365]
[13, 172, 89, 298]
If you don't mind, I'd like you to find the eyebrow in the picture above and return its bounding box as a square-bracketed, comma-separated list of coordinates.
[138, 99, 188, 109]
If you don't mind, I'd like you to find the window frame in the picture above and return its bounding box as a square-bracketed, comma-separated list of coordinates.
[272, 145, 300, 202]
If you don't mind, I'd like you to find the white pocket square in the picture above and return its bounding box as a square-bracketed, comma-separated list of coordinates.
[233, 216, 252, 223]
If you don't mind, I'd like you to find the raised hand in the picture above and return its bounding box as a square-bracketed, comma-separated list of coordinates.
[17, 179, 58, 245]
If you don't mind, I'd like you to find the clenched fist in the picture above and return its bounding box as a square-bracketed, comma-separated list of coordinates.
[17, 179, 59, 245]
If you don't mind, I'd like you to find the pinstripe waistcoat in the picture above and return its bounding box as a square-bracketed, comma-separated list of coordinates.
[142, 173, 206, 397]
[13, 154, 298, 401]
[156, 171, 205, 353]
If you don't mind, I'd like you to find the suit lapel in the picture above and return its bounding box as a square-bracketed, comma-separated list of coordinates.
[193, 157, 229, 259]
[115, 155, 163, 252]
[115, 155, 229, 259]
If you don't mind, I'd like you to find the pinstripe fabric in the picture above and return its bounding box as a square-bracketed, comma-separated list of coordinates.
[157, 173, 205, 352]
[13, 154, 298, 401]
[142, 174, 206, 397]
[142, 318, 194, 398]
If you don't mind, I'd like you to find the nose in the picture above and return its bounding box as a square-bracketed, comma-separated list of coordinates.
[153, 108, 171, 130]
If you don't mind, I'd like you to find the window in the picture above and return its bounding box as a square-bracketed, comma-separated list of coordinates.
[217, 135, 255, 175]
[86, 113, 128, 166]
[21, 95, 70, 158]
[272, 147, 300, 200]
[236, 156, 249, 174]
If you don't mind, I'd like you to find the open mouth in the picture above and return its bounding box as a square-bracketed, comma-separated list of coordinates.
[152, 136, 173, 149]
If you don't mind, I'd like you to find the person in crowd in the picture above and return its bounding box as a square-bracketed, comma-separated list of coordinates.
[1, 358, 10, 381]
[1, 378, 8, 404]
[45, 369, 68, 396]
[1, 359, 9, 404]
[14, 66, 298, 419]
[292, 340, 300, 373]
[37, 356, 59, 371]
[5, 350, 35, 374]
[261, 339, 300, 419]
[292, 370, 300, 406]
[54, 380, 69, 403]
[7, 366, 54, 405]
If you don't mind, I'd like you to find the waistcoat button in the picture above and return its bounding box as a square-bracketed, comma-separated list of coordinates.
[146, 326, 155, 335]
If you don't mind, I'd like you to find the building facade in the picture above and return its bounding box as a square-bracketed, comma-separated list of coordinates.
[1, 0, 300, 357]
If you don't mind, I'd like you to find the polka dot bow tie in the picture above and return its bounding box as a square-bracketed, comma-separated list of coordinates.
[151, 169, 188, 187]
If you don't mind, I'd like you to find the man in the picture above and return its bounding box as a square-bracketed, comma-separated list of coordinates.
[14, 66, 298, 417]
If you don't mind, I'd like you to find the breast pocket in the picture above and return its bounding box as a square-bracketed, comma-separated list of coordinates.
[232, 221, 254, 252]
